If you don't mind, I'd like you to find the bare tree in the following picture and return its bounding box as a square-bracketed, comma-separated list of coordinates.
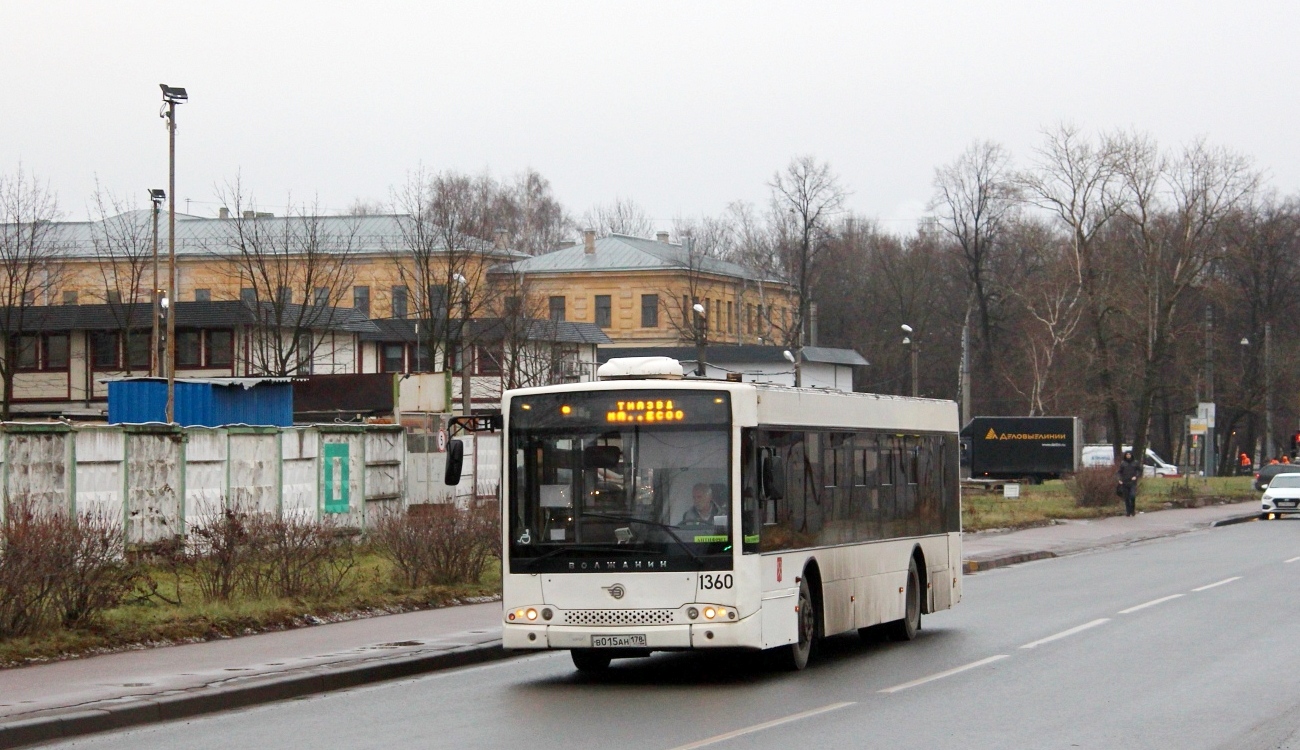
[1018, 125, 1126, 453]
[768, 155, 846, 347]
[88, 185, 154, 374]
[392, 170, 503, 411]
[0, 168, 65, 418]
[216, 184, 361, 376]
[493, 169, 573, 256]
[582, 197, 655, 238]
[1114, 134, 1260, 463]
[930, 140, 1019, 408]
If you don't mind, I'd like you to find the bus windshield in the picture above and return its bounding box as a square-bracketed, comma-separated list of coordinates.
[508, 390, 732, 573]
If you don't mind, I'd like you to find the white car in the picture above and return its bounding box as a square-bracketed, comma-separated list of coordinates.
[1261, 472, 1300, 519]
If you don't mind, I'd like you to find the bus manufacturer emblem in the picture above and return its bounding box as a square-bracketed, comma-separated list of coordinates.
[604, 584, 626, 600]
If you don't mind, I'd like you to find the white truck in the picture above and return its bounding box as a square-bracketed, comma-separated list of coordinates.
[1080, 445, 1179, 477]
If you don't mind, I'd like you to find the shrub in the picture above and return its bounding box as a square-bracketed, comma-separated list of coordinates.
[185, 505, 360, 602]
[1067, 466, 1122, 508]
[371, 504, 499, 587]
[0, 504, 140, 637]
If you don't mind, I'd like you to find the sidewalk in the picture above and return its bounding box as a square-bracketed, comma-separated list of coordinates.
[0, 500, 1263, 749]
[0, 602, 506, 749]
[962, 500, 1260, 573]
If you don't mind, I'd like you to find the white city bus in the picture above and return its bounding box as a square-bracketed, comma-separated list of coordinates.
[496, 357, 962, 671]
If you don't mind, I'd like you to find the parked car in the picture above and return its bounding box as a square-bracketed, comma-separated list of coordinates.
[1260, 471, 1300, 518]
[1253, 463, 1300, 492]
[1080, 445, 1180, 477]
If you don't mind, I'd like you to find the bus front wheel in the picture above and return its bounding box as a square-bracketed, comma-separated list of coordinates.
[888, 557, 922, 641]
[571, 649, 612, 672]
[776, 577, 817, 670]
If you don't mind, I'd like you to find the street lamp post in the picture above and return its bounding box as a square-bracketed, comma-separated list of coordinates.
[902, 324, 917, 397]
[148, 189, 165, 377]
[453, 273, 471, 416]
[1265, 321, 1275, 459]
[783, 348, 802, 388]
[160, 84, 186, 422]
[692, 302, 707, 377]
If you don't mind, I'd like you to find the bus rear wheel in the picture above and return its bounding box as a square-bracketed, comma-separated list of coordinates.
[775, 577, 817, 670]
[888, 557, 922, 641]
[571, 649, 612, 672]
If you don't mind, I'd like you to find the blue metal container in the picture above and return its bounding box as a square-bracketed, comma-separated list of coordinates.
[107, 378, 293, 427]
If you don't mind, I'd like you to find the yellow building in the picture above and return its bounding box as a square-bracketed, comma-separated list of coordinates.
[490, 230, 797, 348]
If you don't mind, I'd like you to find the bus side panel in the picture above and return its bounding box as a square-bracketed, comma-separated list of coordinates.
[949, 531, 963, 605]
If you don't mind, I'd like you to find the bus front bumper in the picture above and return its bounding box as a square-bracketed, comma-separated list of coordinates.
[503, 614, 761, 651]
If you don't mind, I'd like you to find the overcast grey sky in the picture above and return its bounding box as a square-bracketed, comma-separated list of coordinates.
[4, 1, 1298, 231]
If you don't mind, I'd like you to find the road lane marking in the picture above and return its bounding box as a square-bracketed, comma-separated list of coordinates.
[1191, 576, 1241, 592]
[1118, 594, 1184, 614]
[878, 655, 1010, 694]
[1285, 556, 1300, 564]
[665, 702, 856, 750]
[1019, 618, 1110, 649]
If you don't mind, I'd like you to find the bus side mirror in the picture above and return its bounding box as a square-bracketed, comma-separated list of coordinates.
[444, 439, 464, 486]
[761, 454, 784, 501]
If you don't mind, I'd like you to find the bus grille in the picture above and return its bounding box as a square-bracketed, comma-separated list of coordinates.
[562, 609, 676, 626]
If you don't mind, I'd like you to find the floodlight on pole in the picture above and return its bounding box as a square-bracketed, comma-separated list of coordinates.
[160, 84, 185, 422]
[900, 324, 913, 334]
[902, 323, 918, 397]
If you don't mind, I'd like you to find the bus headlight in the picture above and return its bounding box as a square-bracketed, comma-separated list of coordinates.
[703, 607, 716, 620]
[526, 608, 538, 621]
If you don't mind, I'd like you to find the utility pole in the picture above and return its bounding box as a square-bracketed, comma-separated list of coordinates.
[160, 84, 186, 422]
[1266, 321, 1275, 459]
[1204, 305, 1215, 477]
[960, 322, 971, 424]
[149, 189, 164, 377]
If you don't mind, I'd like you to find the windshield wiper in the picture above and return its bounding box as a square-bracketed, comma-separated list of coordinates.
[582, 513, 706, 568]
[522, 543, 636, 571]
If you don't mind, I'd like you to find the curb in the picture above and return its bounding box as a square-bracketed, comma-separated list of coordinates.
[963, 550, 1057, 574]
[0, 640, 512, 750]
[1211, 513, 1261, 527]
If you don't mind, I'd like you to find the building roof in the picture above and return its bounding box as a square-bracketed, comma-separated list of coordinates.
[25, 210, 528, 261]
[492, 233, 786, 284]
[363, 317, 612, 345]
[14, 301, 381, 334]
[597, 345, 868, 366]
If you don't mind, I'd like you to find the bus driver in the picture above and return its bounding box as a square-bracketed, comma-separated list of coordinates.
[679, 483, 722, 527]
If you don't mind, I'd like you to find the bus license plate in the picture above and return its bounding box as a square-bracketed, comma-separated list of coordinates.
[591, 634, 647, 648]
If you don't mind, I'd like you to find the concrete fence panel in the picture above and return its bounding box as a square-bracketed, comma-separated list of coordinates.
[123, 426, 183, 545]
[75, 428, 123, 521]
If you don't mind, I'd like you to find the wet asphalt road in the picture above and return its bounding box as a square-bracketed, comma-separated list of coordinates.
[48, 519, 1300, 750]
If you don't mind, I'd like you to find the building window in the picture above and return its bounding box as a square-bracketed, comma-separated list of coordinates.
[641, 294, 658, 328]
[126, 332, 150, 370]
[726, 301, 733, 334]
[747, 303, 754, 334]
[106, 290, 122, 304]
[176, 330, 202, 367]
[476, 343, 504, 375]
[380, 343, 405, 373]
[313, 287, 329, 306]
[62, 291, 78, 305]
[427, 284, 448, 315]
[594, 295, 612, 328]
[90, 332, 119, 369]
[11, 335, 37, 371]
[392, 286, 408, 319]
[295, 333, 312, 375]
[353, 286, 370, 316]
[208, 330, 234, 367]
[277, 287, 292, 305]
[195, 288, 211, 302]
[43, 334, 69, 370]
[503, 296, 521, 317]
[240, 287, 257, 304]
[549, 296, 565, 322]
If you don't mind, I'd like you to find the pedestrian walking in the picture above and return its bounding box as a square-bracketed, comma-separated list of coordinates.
[1239, 452, 1252, 475]
[1116, 450, 1141, 517]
